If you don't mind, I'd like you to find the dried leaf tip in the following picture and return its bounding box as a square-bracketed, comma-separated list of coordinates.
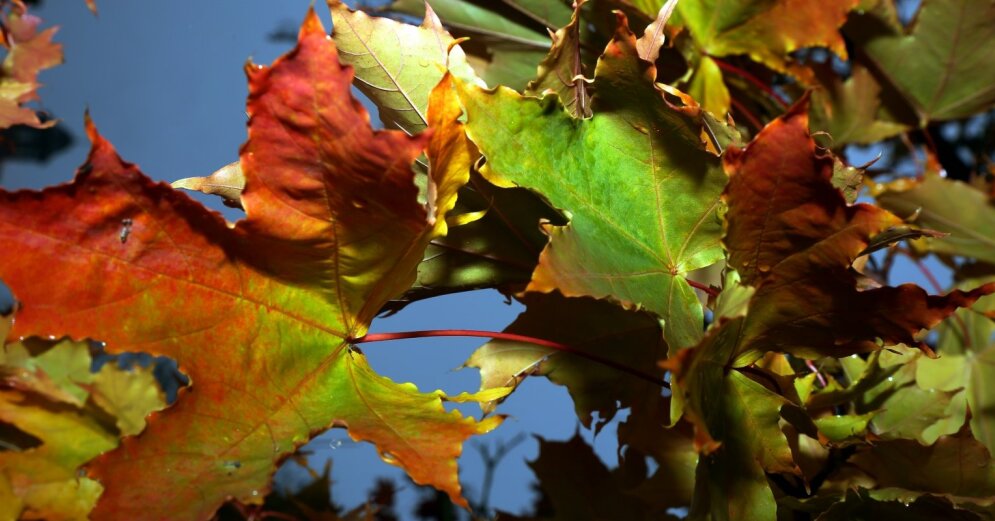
[636, 0, 679, 63]
[81, 111, 116, 159]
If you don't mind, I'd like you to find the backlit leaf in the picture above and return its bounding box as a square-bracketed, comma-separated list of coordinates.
[846, 0, 995, 124]
[524, 0, 592, 118]
[915, 276, 995, 455]
[809, 63, 909, 146]
[459, 13, 727, 350]
[665, 317, 797, 521]
[685, 56, 731, 118]
[329, 0, 479, 134]
[0, 337, 93, 406]
[0, 390, 112, 521]
[390, 0, 556, 89]
[848, 434, 995, 510]
[676, 0, 857, 75]
[90, 364, 166, 437]
[634, 0, 678, 65]
[0, 2, 62, 129]
[172, 161, 244, 209]
[873, 173, 995, 266]
[0, 11, 493, 518]
[0, 337, 164, 520]
[722, 98, 994, 364]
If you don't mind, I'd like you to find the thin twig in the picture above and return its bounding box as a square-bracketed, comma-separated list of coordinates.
[474, 433, 526, 516]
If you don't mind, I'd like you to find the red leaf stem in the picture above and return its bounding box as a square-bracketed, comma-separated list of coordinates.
[730, 97, 764, 132]
[685, 278, 719, 298]
[711, 56, 789, 108]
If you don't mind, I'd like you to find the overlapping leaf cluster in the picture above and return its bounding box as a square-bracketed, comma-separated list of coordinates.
[2, 0, 995, 519]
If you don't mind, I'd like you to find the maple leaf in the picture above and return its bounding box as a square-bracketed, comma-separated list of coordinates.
[677, 0, 858, 68]
[328, 0, 479, 135]
[811, 488, 983, 521]
[873, 172, 995, 266]
[0, 10, 498, 519]
[0, 1, 62, 129]
[911, 274, 995, 456]
[846, 0, 995, 124]
[524, 0, 592, 118]
[389, 0, 565, 89]
[809, 63, 910, 146]
[0, 336, 165, 520]
[528, 434, 676, 520]
[663, 317, 797, 521]
[464, 292, 667, 431]
[839, 346, 965, 445]
[844, 434, 995, 511]
[674, 0, 857, 115]
[721, 97, 995, 364]
[615, 394, 697, 509]
[458, 12, 727, 351]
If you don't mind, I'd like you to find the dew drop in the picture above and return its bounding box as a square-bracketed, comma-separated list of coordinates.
[381, 452, 398, 465]
[251, 490, 259, 497]
[887, 376, 894, 382]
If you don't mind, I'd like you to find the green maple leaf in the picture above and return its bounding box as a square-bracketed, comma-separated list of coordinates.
[458, 12, 727, 351]
[873, 173, 995, 266]
[524, 0, 592, 118]
[0, 336, 165, 520]
[328, 0, 479, 135]
[0, 11, 501, 519]
[809, 63, 910, 146]
[673, 0, 857, 116]
[390, 0, 562, 89]
[846, 0, 995, 125]
[664, 317, 798, 521]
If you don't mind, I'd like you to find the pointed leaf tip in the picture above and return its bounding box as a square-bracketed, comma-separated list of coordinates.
[300, 6, 326, 39]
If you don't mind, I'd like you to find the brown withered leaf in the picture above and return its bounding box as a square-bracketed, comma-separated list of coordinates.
[722, 97, 995, 365]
